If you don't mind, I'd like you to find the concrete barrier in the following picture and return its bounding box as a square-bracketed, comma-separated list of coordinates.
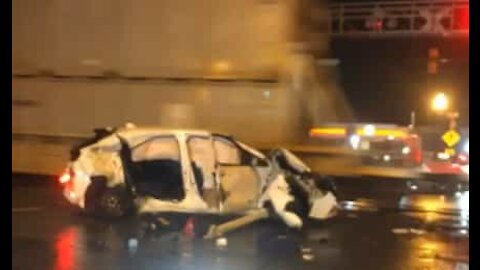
[12, 138, 74, 175]
[12, 135, 419, 179]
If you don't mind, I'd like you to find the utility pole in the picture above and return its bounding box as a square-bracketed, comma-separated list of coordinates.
[409, 111, 416, 130]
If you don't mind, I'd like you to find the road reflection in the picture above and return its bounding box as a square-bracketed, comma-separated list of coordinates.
[399, 192, 468, 215]
[339, 190, 468, 230]
[399, 191, 469, 232]
[55, 228, 78, 270]
[48, 191, 468, 270]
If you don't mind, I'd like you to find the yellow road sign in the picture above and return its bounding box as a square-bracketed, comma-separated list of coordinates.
[442, 130, 461, 147]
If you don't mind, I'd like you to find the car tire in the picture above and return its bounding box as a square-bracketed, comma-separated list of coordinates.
[285, 198, 309, 219]
[314, 176, 338, 197]
[98, 187, 133, 218]
[84, 176, 107, 216]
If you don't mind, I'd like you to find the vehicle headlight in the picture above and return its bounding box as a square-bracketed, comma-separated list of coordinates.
[364, 124, 376, 137]
[437, 152, 450, 160]
[402, 146, 411, 155]
[349, 135, 360, 150]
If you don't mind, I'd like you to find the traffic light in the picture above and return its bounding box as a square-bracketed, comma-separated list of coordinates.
[453, 7, 469, 31]
[427, 47, 439, 75]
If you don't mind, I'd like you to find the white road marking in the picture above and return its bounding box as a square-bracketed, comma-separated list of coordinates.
[12, 207, 42, 213]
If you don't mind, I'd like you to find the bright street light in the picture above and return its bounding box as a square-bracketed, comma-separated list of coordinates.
[431, 92, 449, 112]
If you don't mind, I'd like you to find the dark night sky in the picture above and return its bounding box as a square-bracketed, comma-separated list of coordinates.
[330, 36, 469, 126]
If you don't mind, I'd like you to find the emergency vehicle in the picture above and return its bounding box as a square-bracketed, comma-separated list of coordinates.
[309, 123, 423, 168]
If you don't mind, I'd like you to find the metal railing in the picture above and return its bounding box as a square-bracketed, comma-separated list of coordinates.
[328, 0, 469, 37]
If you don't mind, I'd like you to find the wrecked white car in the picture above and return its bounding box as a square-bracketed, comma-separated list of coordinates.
[60, 126, 338, 229]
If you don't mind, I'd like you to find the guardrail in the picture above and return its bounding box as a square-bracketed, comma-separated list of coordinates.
[12, 133, 87, 144]
[12, 74, 279, 84]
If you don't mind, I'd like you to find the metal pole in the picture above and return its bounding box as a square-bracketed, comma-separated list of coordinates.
[447, 111, 458, 130]
[410, 111, 416, 129]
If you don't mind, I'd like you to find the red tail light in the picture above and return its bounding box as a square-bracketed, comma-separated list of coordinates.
[59, 168, 73, 184]
[455, 153, 469, 165]
[405, 135, 422, 165]
[411, 147, 422, 165]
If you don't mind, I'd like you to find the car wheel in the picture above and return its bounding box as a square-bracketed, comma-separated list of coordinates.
[84, 177, 105, 214]
[285, 198, 309, 219]
[99, 187, 132, 218]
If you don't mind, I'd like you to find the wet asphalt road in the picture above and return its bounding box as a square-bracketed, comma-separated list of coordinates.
[12, 175, 469, 270]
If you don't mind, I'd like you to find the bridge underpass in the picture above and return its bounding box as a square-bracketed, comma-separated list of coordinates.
[12, 0, 468, 177]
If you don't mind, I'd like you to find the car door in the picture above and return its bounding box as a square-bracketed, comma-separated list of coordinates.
[186, 135, 218, 209]
[130, 136, 185, 200]
[213, 136, 261, 213]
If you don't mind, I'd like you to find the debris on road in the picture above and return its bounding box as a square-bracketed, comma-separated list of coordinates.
[204, 209, 269, 239]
